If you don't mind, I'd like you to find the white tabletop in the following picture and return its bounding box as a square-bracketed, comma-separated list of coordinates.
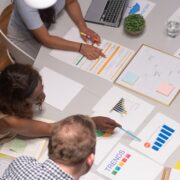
[34, 0, 180, 179]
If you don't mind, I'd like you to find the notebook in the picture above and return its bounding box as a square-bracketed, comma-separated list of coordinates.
[85, 0, 129, 27]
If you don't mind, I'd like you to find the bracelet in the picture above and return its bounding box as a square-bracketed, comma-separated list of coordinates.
[79, 43, 83, 52]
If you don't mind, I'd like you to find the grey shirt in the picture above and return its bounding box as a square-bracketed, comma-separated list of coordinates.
[8, 0, 65, 59]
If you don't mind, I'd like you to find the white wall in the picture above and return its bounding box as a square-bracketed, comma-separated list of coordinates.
[0, 0, 11, 15]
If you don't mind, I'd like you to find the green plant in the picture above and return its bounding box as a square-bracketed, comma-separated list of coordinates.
[124, 14, 145, 34]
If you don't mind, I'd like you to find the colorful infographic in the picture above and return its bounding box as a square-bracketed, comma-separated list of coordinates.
[97, 143, 162, 180]
[130, 113, 180, 164]
[93, 87, 154, 131]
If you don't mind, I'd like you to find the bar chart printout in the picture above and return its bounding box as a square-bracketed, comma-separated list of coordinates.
[130, 113, 180, 164]
[150, 124, 175, 152]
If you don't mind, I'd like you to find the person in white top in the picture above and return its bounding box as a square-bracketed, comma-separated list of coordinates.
[8, 0, 105, 60]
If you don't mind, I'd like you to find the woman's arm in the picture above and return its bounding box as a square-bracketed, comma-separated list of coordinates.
[31, 25, 104, 60]
[0, 116, 54, 138]
[65, 0, 87, 32]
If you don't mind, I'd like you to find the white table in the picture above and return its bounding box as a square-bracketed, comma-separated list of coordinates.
[34, 0, 180, 179]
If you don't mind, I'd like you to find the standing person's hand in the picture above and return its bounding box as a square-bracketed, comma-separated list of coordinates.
[92, 116, 121, 131]
[79, 43, 105, 60]
[80, 27, 101, 45]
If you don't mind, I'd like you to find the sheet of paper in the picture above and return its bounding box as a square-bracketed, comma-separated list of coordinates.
[80, 172, 104, 180]
[49, 27, 134, 81]
[130, 113, 180, 164]
[40, 67, 83, 111]
[124, 0, 156, 18]
[116, 45, 180, 105]
[0, 117, 52, 159]
[93, 86, 154, 131]
[156, 83, 174, 96]
[97, 143, 162, 180]
[121, 71, 139, 85]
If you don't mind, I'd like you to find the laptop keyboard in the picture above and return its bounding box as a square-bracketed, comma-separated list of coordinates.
[100, 0, 126, 23]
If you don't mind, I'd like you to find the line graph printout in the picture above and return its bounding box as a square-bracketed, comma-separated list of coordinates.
[130, 113, 180, 164]
[116, 45, 180, 105]
[97, 143, 162, 180]
[93, 86, 154, 131]
[49, 27, 134, 81]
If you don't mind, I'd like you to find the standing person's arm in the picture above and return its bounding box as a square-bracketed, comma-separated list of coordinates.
[65, 0, 104, 45]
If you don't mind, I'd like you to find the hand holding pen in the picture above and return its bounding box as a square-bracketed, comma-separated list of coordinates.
[79, 28, 106, 59]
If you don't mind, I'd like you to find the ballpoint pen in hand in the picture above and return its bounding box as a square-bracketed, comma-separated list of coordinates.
[119, 127, 141, 142]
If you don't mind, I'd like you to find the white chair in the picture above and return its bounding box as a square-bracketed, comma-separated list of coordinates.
[0, 29, 34, 65]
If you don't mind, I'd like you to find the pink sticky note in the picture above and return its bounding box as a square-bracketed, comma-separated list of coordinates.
[156, 83, 174, 96]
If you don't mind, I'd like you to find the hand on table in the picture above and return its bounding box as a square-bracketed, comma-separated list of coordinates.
[80, 44, 105, 60]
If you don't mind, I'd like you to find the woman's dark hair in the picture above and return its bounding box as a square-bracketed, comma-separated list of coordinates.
[0, 63, 41, 118]
[39, 6, 56, 28]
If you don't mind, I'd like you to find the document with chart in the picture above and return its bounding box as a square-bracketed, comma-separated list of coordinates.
[97, 143, 162, 180]
[0, 117, 51, 160]
[49, 27, 134, 81]
[130, 113, 180, 164]
[93, 86, 154, 131]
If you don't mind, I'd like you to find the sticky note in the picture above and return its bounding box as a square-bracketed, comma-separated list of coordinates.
[9, 139, 26, 154]
[122, 72, 139, 85]
[156, 83, 174, 96]
[175, 160, 180, 170]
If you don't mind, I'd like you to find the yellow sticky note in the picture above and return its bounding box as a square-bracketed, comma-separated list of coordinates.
[175, 160, 180, 169]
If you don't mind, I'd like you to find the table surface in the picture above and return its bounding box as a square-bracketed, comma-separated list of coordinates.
[34, 0, 180, 179]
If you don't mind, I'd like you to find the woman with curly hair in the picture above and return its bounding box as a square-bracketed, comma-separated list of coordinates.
[0, 63, 120, 144]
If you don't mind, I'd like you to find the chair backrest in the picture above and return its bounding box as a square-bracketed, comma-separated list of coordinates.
[0, 29, 34, 65]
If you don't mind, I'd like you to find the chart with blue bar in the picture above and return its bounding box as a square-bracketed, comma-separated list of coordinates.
[151, 124, 175, 151]
[130, 113, 180, 164]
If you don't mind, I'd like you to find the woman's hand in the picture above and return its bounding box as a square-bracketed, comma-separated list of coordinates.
[92, 116, 121, 131]
[80, 43, 105, 60]
[80, 27, 101, 45]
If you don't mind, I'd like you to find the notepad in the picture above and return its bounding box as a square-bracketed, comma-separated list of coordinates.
[122, 71, 139, 85]
[156, 83, 174, 96]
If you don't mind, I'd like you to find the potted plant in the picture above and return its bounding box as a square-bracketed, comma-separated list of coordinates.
[124, 14, 145, 35]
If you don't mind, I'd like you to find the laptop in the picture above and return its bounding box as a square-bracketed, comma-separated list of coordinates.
[85, 0, 129, 27]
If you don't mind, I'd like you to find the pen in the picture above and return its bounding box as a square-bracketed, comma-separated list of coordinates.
[119, 127, 141, 142]
[80, 32, 99, 43]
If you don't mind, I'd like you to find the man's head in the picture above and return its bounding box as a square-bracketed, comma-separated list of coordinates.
[48, 115, 96, 174]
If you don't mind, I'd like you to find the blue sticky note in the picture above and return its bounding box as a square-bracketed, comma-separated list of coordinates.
[122, 72, 139, 85]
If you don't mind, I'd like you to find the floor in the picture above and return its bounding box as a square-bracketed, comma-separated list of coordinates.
[0, 4, 13, 71]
